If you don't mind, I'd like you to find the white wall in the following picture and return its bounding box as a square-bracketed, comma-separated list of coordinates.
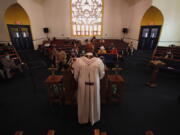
[17, 0, 46, 49]
[0, 0, 17, 42]
[103, 0, 127, 39]
[43, 0, 128, 40]
[43, 0, 70, 38]
[124, 0, 180, 47]
[1, 0, 180, 48]
[153, 0, 180, 46]
[0, 0, 46, 49]
[124, 0, 152, 48]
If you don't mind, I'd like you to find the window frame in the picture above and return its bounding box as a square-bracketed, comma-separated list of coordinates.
[70, 0, 104, 37]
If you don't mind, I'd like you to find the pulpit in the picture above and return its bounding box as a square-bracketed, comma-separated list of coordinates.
[147, 60, 165, 87]
[107, 74, 125, 102]
[45, 75, 64, 104]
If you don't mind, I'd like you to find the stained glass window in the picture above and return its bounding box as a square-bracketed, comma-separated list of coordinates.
[71, 0, 103, 36]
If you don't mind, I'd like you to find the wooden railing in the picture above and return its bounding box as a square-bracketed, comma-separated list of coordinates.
[0, 45, 22, 64]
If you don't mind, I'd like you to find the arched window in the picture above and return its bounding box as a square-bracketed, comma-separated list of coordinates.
[71, 0, 103, 36]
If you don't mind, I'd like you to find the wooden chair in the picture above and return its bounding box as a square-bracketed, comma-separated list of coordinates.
[94, 129, 108, 135]
[147, 60, 166, 87]
[14, 131, 23, 135]
[145, 130, 154, 135]
[47, 130, 55, 135]
[94, 129, 100, 135]
[45, 75, 64, 104]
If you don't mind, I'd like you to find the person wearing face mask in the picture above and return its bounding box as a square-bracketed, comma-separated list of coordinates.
[0, 52, 22, 78]
[98, 46, 107, 54]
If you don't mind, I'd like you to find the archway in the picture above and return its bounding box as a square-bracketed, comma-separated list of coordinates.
[4, 3, 34, 50]
[138, 6, 164, 51]
[141, 6, 164, 26]
[4, 3, 31, 25]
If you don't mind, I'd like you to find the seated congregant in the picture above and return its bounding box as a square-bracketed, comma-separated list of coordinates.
[110, 46, 118, 54]
[50, 45, 57, 65]
[91, 36, 96, 43]
[98, 46, 107, 54]
[71, 44, 79, 57]
[55, 49, 67, 71]
[128, 42, 135, 55]
[67, 53, 77, 68]
[100, 38, 105, 44]
[82, 39, 89, 46]
[68, 44, 79, 66]
[165, 48, 173, 59]
[164, 44, 175, 59]
[0, 61, 5, 79]
[0, 52, 23, 78]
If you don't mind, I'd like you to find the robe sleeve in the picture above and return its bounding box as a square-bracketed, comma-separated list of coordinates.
[98, 59, 105, 79]
[72, 59, 80, 81]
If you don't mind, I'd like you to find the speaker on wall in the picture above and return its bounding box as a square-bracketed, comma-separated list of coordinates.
[43, 27, 49, 33]
[122, 28, 128, 34]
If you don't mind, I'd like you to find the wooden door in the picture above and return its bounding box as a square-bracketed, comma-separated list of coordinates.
[8, 25, 34, 50]
[138, 25, 161, 51]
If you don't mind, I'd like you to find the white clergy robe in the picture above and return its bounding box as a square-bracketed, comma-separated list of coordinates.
[72, 56, 105, 125]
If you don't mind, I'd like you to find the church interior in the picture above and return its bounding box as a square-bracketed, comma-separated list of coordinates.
[0, 0, 180, 135]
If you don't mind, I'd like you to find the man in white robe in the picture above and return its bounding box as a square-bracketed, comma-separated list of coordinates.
[72, 53, 105, 125]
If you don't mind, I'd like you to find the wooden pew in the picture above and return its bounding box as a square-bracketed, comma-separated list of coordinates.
[152, 46, 180, 73]
[39, 38, 128, 67]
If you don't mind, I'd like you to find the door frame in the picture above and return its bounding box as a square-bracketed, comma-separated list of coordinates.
[138, 25, 161, 51]
[7, 24, 34, 50]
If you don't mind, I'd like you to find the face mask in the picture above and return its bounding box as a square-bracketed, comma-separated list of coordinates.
[5, 55, 10, 60]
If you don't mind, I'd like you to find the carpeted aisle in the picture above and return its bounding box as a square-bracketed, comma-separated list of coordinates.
[0, 50, 180, 135]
